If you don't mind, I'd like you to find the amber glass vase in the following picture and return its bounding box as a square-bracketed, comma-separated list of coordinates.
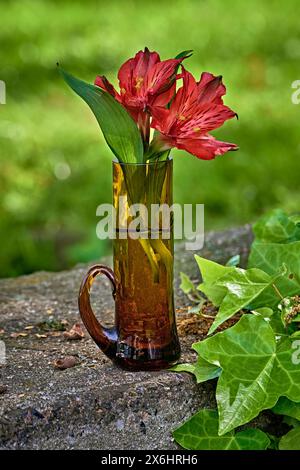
[78, 158, 180, 370]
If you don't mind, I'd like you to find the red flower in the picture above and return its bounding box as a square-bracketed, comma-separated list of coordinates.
[95, 48, 186, 140]
[150, 67, 238, 160]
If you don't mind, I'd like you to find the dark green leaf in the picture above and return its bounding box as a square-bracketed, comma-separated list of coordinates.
[173, 409, 270, 450]
[272, 397, 300, 421]
[175, 50, 193, 59]
[268, 310, 288, 336]
[59, 67, 144, 164]
[283, 416, 300, 428]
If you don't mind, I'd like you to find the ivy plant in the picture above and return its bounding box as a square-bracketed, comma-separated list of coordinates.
[172, 209, 300, 450]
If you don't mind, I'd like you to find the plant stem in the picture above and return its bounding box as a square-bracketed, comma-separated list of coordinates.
[272, 283, 284, 300]
[200, 313, 216, 319]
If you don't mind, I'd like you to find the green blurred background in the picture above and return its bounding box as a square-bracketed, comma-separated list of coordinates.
[1, 0, 299, 277]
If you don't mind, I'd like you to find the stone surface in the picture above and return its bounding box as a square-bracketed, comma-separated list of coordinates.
[0, 225, 277, 450]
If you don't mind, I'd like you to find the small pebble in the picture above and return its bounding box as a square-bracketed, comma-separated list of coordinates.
[53, 356, 79, 370]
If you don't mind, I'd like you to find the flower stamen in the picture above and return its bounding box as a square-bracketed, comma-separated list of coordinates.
[135, 77, 144, 90]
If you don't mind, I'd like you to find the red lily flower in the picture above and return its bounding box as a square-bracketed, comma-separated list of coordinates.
[150, 67, 238, 160]
[95, 48, 186, 140]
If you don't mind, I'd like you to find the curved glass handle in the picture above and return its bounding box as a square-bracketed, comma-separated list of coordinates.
[78, 264, 117, 359]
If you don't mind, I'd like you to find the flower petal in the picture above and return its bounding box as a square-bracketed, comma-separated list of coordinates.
[176, 134, 239, 160]
[151, 81, 176, 107]
[150, 106, 171, 133]
[197, 72, 226, 105]
[179, 103, 237, 134]
[146, 58, 183, 95]
[118, 48, 160, 95]
[134, 47, 160, 80]
[94, 75, 120, 101]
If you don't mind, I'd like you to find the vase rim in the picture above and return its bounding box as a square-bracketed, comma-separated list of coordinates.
[112, 157, 172, 167]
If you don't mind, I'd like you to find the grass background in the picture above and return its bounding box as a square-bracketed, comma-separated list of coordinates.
[0, 0, 299, 277]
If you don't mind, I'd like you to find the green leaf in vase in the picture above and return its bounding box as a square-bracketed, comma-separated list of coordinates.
[173, 409, 270, 450]
[171, 356, 221, 383]
[193, 315, 300, 435]
[279, 427, 300, 450]
[59, 67, 144, 164]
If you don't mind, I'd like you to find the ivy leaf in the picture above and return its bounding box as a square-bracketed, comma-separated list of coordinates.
[195, 256, 234, 306]
[193, 315, 300, 435]
[279, 427, 300, 450]
[180, 272, 196, 294]
[248, 241, 300, 307]
[208, 265, 284, 334]
[253, 209, 300, 244]
[272, 397, 300, 421]
[173, 409, 270, 450]
[268, 311, 287, 336]
[248, 211, 300, 308]
[171, 356, 221, 383]
[196, 255, 285, 334]
[59, 67, 144, 164]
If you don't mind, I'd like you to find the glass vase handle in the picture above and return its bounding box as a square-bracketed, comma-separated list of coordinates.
[78, 264, 117, 359]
